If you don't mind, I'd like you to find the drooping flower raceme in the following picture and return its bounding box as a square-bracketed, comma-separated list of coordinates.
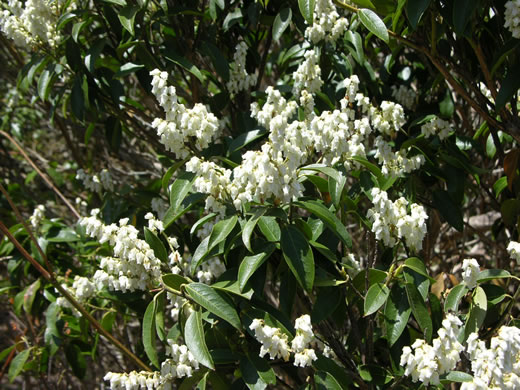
[367, 188, 428, 252]
[249, 319, 291, 361]
[292, 315, 317, 367]
[29, 204, 45, 230]
[76, 168, 114, 194]
[160, 342, 200, 381]
[507, 240, 520, 263]
[56, 276, 96, 316]
[292, 49, 323, 96]
[461, 258, 481, 289]
[226, 41, 257, 96]
[463, 326, 520, 389]
[504, 0, 520, 39]
[391, 85, 417, 110]
[79, 209, 162, 292]
[104, 370, 162, 390]
[400, 314, 464, 386]
[304, 0, 349, 43]
[150, 69, 220, 159]
[420, 116, 452, 140]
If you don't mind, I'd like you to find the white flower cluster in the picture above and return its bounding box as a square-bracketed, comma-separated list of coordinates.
[104, 370, 162, 390]
[145, 212, 164, 233]
[0, 0, 72, 48]
[56, 276, 96, 315]
[76, 168, 114, 194]
[462, 326, 520, 389]
[79, 209, 162, 292]
[250, 315, 318, 367]
[505, 0, 520, 39]
[151, 197, 169, 220]
[249, 318, 291, 361]
[161, 342, 200, 381]
[196, 257, 226, 284]
[29, 204, 45, 230]
[374, 136, 425, 177]
[391, 85, 417, 110]
[420, 116, 452, 140]
[150, 69, 220, 159]
[166, 291, 187, 321]
[226, 41, 257, 96]
[292, 315, 318, 367]
[400, 314, 464, 386]
[292, 50, 323, 96]
[304, 0, 349, 43]
[507, 240, 520, 264]
[461, 258, 481, 289]
[367, 188, 428, 252]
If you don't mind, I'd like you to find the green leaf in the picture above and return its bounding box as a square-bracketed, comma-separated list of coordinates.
[65, 343, 86, 379]
[433, 190, 463, 232]
[170, 172, 195, 214]
[358, 8, 389, 43]
[144, 227, 168, 263]
[208, 215, 238, 252]
[0, 345, 15, 363]
[165, 52, 205, 83]
[364, 282, 390, 316]
[118, 5, 139, 36]
[452, 0, 476, 35]
[114, 62, 144, 78]
[294, 200, 351, 247]
[143, 298, 159, 368]
[403, 267, 430, 302]
[229, 129, 267, 153]
[298, 0, 315, 24]
[477, 269, 511, 282]
[257, 216, 281, 242]
[384, 284, 411, 346]
[23, 278, 41, 315]
[441, 371, 473, 383]
[273, 8, 292, 41]
[242, 209, 267, 252]
[37, 68, 55, 102]
[444, 283, 469, 313]
[102, 0, 126, 5]
[162, 273, 190, 294]
[405, 283, 433, 342]
[328, 172, 346, 208]
[164, 193, 206, 228]
[280, 225, 315, 293]
[315, 371, 342, 390]
[313, 355, 353, 388]
[403, 257, 436, 283]
[185, 310, 215, 369]
[300, 164, 344, 183]
[238, 244, 275, 292]
[496, 67, 520, 110]
[212, 277, 254, 300]
[240, 357, 267, 390]
[8, 349, 31, 383]
[201, 42, 230, 82]
[71, 76, 84, 120]
[493, 176, 508, 198]
[406, 0, 431, 29]
[191, 213, 218, 236]
[344, 31, 364, 64]
[312, 287, 342, 323]
[185, 283, 242, 330]
[464, 286, 487, 340]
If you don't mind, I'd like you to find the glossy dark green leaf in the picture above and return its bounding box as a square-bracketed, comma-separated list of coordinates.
[170, 172, 195, 214]
[405, 283, 432, 342]
[345, 31, 364, 64]
[65, 343, 86, 379]
[444, 284, 468, 313]
[257, 216, 281, 242]
[165, 53, 205, 83]
[496, 68, 520, 110]
[118, 5, 139, 36]
[364, 282, 390, 316]
[161, 273, 190, 294]
[312, 287, 342, 323]
[273, 8, 292, 41]
[242, 208, 267, 252]
[298, 0, 315, 24]
[185, 283, 242, 329]
[143, 298, 159, 368]
[8, 348, 31, 383]
[201, 42, 230, 82]
[315, 371, 342, 390]
[406, 0, 431, 29]
[441, 371, 473, 383]
[23, 278, 41, 315]
[328, 172, 346, 208]
[452, 0, 476, 35]
[71, 76, 84, 120]
[208, 215, 238, 252]
[294, 201, 351, 247]
[185, 310, 214, 369]
[37, 69, 55, 102]
[240, 357, 267, 390]
[477, 269, 511, 282]
[144, 227, 168, 263]
[384, 284, 411, 346]
[229, 129, 267, 153]
[433, 190, 463, 232]
[280, 225, 315, 292]
[313, 355, 353, 388]
[404, 257, 436, 283]
[404, 267, 430, 302]
[358, 8, 389, 43]
[464, 286, 487, 340]
[114, 62, 144, 78]
[238, 244, 275, 292]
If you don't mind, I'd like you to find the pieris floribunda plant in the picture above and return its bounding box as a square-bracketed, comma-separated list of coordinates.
[1, 0, 520, 388]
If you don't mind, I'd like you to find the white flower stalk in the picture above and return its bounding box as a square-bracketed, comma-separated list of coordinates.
[249, 319, 291, 361]
[391, 85, 417, 110]
[507, 241, 520, 264]
[29, 204, 45, 230]
[370, 101, 406, 138]
[367, 188, 428, 252]
[226, 41, 257, 96]
[196, 257, 226, 284]
[400, 314, 464, 386]
[420, 117, 452, 140]
[374, 136, 425, 177]
[161, 342, 200, 380]
[461, 258, 481, 289]
[305, 0, 349, 43]
[76, 168, 114, 194]
[145, 212, 164, 233]
[166, 291, 186, 321]
[292, 49, 323, 96]
[463, 326, 520, 389]
[150, 69, 220, 159]
[292, 315, 317, 367]
[0, 0, 73, 49]
[79, 209, 162, 292]
[505, 0, 520, 39]
[56, 276, 96, 316]
[104, 370, 162, 390]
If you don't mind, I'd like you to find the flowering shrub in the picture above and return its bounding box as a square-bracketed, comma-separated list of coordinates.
[1, 0, 520, 388]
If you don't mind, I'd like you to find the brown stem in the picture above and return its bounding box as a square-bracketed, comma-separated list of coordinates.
[0, 130, 80, 219]
[0, 221, 153, 372]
